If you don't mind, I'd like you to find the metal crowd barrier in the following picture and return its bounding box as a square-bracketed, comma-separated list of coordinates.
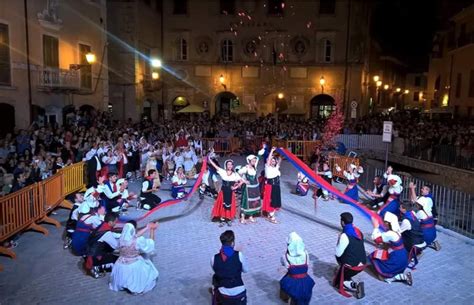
[0, 162, 86, 270]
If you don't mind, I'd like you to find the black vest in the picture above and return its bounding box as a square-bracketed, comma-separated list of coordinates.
[87, 224, 114, 256]
[401, 215, 424, 251]
[213, 251, 244, 289]
[140, 178, 154, 197]
[374, 183, 385, 195]
[339, 234, 367, 267]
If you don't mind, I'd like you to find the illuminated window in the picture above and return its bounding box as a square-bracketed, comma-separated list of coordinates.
[177, 38, 188, 61]
[221, 39, 233, 62]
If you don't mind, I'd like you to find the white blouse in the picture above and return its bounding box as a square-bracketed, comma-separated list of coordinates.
[217, 168, 242, 182]
[265, 165, 280, 179]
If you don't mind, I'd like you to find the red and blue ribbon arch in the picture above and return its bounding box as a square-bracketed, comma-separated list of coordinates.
[276, 147, 385, 230]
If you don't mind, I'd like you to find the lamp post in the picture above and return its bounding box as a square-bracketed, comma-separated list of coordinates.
[319, 76, 325, 93]
[219, 74, 227, 91]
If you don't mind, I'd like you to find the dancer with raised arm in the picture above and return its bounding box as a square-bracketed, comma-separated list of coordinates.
[238, 154, 261, 224]
[209, 150, 244, 227]
[262, 147, 282, 224]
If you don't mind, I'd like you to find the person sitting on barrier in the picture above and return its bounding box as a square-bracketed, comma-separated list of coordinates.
[295, 171, 310, 196]
[211, 230, 248, 305]
[399, 202, 426, 265]
[85, 212, 120, 279]
[109, 221, 159, 295]
[365, 176, 388, 209]
[279, 232, 315, 305]
[71, 205, 105, 256]
[378, 174, 403, 218]
[64, 192, 85, 249]
[171, 167, 187, 199]
[333, 212, 366, 299]
[316, 162, 333, 201]
[335, 163, 363, 203]
[140, 169, 162, 210]
[367, 213, 412, 286]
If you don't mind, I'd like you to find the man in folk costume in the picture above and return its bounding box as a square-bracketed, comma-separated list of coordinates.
[85, 213, 120, 278]
[64, 192, 85, 249]
[209, 155, 244, 227]
[316, 162, 333, 200]
[211, 230, 248, 305]
[365, 175, 388, 209]
[398, 202, 426, 266]
[295, 172, 310, 196]
[279, 232, 315, 305]
[238, 154, 262, 224]
[368, 212, 413, 285]
[335, 163, 363, 203]
[333, 212, 366, 299]
[171, 167, 187, 199]
[378, 174, 403, 218]
[262, 147, 282, 224]
[102, 172, 122, 213]
[85, 143, 102, 188]
[140, 169, 162, 210]
[409, 182, 441, 251]
[71, 205, 106, 256]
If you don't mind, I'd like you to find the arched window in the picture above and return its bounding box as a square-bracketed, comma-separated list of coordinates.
[177, 38, 188, 61]
[221, 39, 233, 62]
[323, 39, 332, 63]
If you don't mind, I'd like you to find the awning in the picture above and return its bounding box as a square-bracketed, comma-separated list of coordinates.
[177, 104, 205, 113]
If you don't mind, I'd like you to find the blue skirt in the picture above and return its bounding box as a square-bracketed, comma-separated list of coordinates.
[422, 226, 437, 244]
[369, 249, 408, 278]
[343, 186, 359, 203]
[280, 275, 315, 305]
[171, 185, 186, 199]
[379, 199, 400, 218]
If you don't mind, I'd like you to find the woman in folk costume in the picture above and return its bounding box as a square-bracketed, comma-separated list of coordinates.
[295, 172, 310, 196]
[109, 221, 159, 295]
[115, 141, 128, 178]
[145, 152, 161, 189]
[238, 154, 262, 224]
[209, 154, 244, 227]
[183, 146, 197, 179]
[171, 167, 187, 199]
[262, 147, 282, 224]
[280, 232, 315, 305]
[378, 174, 403, 218]
[335, 163, 363, 203]
[368, 212, 413, 285]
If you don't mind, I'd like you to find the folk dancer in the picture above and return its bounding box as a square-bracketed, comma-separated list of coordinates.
[399, 202, 426, 266]
[116, 178, 138, 212]
[109, 221, 159, 295]
[365, 176, 388, 209]
[335, 164, 363, 203]
[183, 146, 198, 179]
[262, 147, 282, 224]
[378, 174, 403, 218]
[211, 230, 248, 305]
[85, 213, 120, 278]
[209, 156, 244, 227]
[367, 212, 413, 285]
[316, 162, 333, 200]
[139, 169, 162, 210]
[171, 167, 187, 199]
[279, 232, 315, 305]
[238, 154, 262, 224]
[85, 144, 102, 187]
[409, 182, 441, 251]
[295, 172, 310, 196]
[102, 172, 122, 212]
[64, 192, 85, 249]
[333, 212, 366, 299]
[71, 205, 106, 256]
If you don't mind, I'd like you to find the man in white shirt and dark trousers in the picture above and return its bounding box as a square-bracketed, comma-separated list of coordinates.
[334, 212, 366, 299]
[140, 169, 161, 210]
[211, 230, 248, 305]
[85, 144, 102, 188]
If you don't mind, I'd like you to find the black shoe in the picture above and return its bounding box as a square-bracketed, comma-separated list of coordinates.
[406, 272, 413, 286]
[91, 267, 101, 279]
[355, 282, 365, 299]
[433, 241, 441, 251]
[226, 220, 232, 227]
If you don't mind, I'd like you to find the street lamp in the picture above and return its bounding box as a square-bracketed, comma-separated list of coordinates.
[404, 89, 409, 94]
[319, 76, 325, 93]
[376, 80, 382, 88]
[70, 52, 96, 70]
[151, 58, 162, 68]
[373, 75, 380, 82]
[277, 92, 284, 99]
[219, 74, 227, 90]
[85, 53, 96, 64]
[396, 87, 401, 93]
[152, 72, 159, 80]
[383, 84, 389, 90]
[376, 80, 382, 105]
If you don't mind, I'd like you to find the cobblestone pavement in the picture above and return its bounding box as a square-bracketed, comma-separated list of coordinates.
[1, 157, 473, 305]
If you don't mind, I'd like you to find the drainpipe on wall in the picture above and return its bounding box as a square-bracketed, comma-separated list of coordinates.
[24, 0, 33, 124]
[343, 0, 352, 118]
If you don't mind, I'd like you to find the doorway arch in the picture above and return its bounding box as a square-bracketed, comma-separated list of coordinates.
[0, 103, 15, 136]
[214, 91, 237, 117]
[310, 94, 336, 118]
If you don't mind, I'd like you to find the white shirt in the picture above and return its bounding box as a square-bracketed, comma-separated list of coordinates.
[264, 165, 280, 179]
[211, 251, 248, 296]
[335, 233, 349, 257]
[98, 231, 121, 249]
[141, 180, 153, 193]
[416, 196, 433, 217]
[217, 168, 242, 182]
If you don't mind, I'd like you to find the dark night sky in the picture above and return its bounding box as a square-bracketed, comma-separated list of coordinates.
[371, 0, 438, 70]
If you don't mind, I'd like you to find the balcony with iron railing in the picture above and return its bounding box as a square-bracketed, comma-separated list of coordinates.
[37, 67, 82, 91]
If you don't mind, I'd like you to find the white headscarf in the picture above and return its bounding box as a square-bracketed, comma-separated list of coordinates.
[119, 223, 136, 247]
[286, 232, 307, 265]
[246, 154, 257, 164]
[384, 211, 401, 233]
